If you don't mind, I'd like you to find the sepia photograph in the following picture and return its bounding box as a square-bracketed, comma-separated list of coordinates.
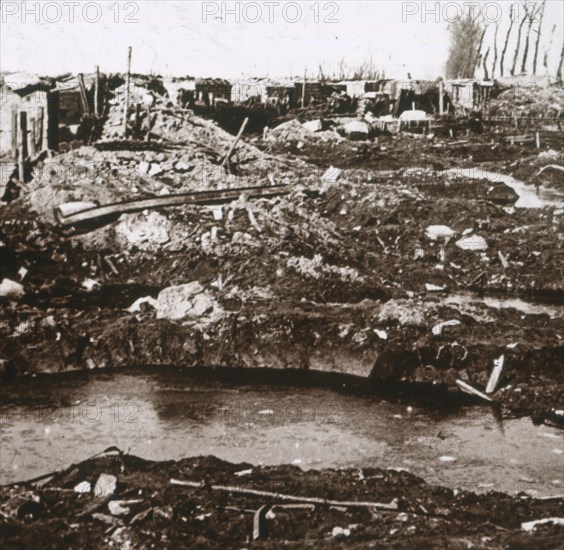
[1, 1, 563, 547]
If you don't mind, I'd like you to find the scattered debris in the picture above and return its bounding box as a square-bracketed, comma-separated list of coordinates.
[425, 283, 445, 292]
[425, 225, 455, 241]
[74, 481, 91, 494]
[332, 526, 351, 539]
[94, 473, 117, 497]
[108, 500, 131, 516]
[169, 478, 399, 510]
[456, 379, 493, 403]
[432, 320, 461, 336]
[0, 278, 24, 299]
[521, 517, 564, 532]
[486, 355, 505, 394]
[456, 235, 488, 251]
[127, 296, 158, 313]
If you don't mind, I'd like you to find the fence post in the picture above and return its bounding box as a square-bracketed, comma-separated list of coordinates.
[18, 111, 28, 182]
[11, 107, 18, 159]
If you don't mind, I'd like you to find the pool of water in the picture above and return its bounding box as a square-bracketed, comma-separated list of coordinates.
[443, 292, 564, 318]
[444, 168, 564, 208]
[1, 369, 562, 497]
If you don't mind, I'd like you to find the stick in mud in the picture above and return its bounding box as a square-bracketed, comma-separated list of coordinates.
[222, 117, 249, 170]
[486, 355, 505, 394]
[123, 46, 132, 136]
[169, 478, 399, 510]
[456, 380, 493, 403]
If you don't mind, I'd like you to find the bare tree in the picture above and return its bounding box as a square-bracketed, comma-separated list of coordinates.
[491, 23, 499, 78]
[483, 47, 491, 80]
[446, 9, 484, 78]
[558, 42, 564, 81]
[532, 0, 547, 74]
[500, 5, 515, 76]
[510, 2, 529, 75]
[521, 3, 541, 74]
[474, 25, 489, 76]
[543, 24, 557, 73]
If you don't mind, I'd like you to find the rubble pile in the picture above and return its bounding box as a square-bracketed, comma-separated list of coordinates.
[488, 83, 564, 121]
[265, 119, 343, 145]
[1, 75, 563, 427]
[24, 104, 314, 222]
[1, 453, 562, 548]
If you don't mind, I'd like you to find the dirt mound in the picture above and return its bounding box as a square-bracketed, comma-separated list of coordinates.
[488, 83, 564, 120]
[24, 104, 312, 222]
[2, 453, 563, 549]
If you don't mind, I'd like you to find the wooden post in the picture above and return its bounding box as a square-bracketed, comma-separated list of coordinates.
[18, 111, 28, 182]
[221, 117, 249, 168]
[438, 81, 444, 115]
[29, 117, 37, 157]
[77, 73, 90, 114]
[134, 103, 141, 139]
[94, 65, 100, 116]
[37, 107, 44, 150]
[123, 46, 132, 136]
[301, 69, 306, 108]
[11, 107, 18, 159]
[145, 105, 151, 142]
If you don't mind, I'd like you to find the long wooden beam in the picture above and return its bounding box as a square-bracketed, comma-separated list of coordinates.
[56, 184, 292, 226]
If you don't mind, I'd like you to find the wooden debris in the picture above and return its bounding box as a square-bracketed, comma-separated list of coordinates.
[56, 185, 293, 227]
[123, 46, 132, 136]
[486, 355, 505, 394]
[247, 209, 262, 233]
[536, 164, 564, 176]
[104, 256, 120, 275]
[456, 380, 493, 402]
[498, 251, 510, 269]
[169, 478, 398, 510]
[77, 73, 90, 115]
[253, 504, 270, 540]
[222, 117, 249, 169]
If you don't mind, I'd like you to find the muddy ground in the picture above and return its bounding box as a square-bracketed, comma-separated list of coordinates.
[1, 93, 563, 546]
[1, 126, 563, 423]
[1, 452, 563, 549]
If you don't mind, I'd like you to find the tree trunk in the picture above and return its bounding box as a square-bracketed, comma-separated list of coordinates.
[543, 24, 557, 72]
[483, 47, 491, 80]
[474, 26, 488, 77]
[492, 23, 499, 78]
[532, 0, 546, 74]
[511, 6, 529, 76]
[557, 42, 564, 81]
[500, 6, 515, 76]
[520, 6, 537, 74]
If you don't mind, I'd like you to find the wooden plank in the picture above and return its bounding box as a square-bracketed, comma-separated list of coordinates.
[170, 478, 398, 510]
[123, 46, 132, 136]
[18, 111, 28, 183]
[456, 379, 493, 402]
[77, 73, 90, 114]
[94, 65, 100, 116]
[56, 185, 293, 226]
[221, 117, 249, 168]
[486, 355, 504, 394]
[11, 107, 19, 159]
[37, 107, 44, 150]
[28, 117, 36, 157]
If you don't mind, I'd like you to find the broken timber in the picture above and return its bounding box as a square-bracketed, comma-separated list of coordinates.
[56, 184, 292, 227]
[456, 379, 493, 403]
[169, 478, 398, 510]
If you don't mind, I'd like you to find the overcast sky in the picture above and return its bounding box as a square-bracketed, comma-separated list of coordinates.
[1, 1, 563, 80]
